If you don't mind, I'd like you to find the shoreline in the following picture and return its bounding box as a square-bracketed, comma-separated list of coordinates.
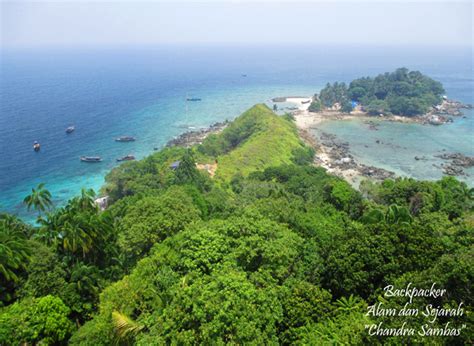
[161, 101, 473, 188]
[164, 120, 229, 148]
[294, 110, 396, 185]
[162, 106, 397, 186]
[292, 107, 473, 187]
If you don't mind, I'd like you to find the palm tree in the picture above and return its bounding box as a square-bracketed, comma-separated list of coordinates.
[23, 183, 53, 216]
[0, 218, 32, 283]
[75, 188, 97, 211]
[69, 263, 100, 294]
[456, 185, 474, 210]
[334, 294, 362, 312]
[385, 204, 412, 225]
[36, 212, 61, 246]
[60, 220, 94, 257]
[112, 311, 144, 344]
[36, 193, 111, 260]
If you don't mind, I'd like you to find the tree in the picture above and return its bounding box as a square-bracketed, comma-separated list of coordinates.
[278, 280, 333, 344]
[324, 180, 364, 219]
[140, 268, 283, 345]
[17, 241, 68, 301]
[346, 68, 444, 116]
[348, 86, 367, 101]
[340, 100, 353, 113]
[308, 100, 322, 112]
[0, 217, 32, 303]
[36, 188, 113, 260]
[366, 99, 388, 115]
[23, 183, 53, 216]
[173, 149, 201, 185]
[118, 187, 200, 261]
[385, 204, 412, 225]
[0, 295, 74, 345]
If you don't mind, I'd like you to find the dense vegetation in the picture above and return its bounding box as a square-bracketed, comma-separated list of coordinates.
[1, 104, 472, 345]
[196, 104, 307, 180]
[309, 68, 445, 116]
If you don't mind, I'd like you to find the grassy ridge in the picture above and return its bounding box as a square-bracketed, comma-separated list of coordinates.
[198, 104, 305, 181]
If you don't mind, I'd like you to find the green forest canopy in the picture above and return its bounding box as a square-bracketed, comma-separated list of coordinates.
[0, 104, 472, 345]
[310, 68, 445, 116]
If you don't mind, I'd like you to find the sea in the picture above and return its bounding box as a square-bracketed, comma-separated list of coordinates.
[0, 45, 472, 221]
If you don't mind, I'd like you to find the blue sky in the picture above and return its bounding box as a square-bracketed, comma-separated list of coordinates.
[1, 1, 472, 48]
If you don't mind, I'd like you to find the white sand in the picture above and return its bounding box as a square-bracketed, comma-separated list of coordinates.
[293, 110, 324, 129]
[285, 97, 313, 111]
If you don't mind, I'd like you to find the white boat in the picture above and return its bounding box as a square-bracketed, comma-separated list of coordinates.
[80, 156, 102, 162]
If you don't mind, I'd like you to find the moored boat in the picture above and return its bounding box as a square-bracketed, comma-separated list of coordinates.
[66, 126, 75, 133]
[80, 156, 102, 162]
[115, 136, 136, 142]
[33, 141, 40, 152]
[116, 154, 135, 162]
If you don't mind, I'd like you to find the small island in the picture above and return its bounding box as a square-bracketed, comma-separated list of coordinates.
[292, 68, 471, 125]
[272, 69, 473, 183]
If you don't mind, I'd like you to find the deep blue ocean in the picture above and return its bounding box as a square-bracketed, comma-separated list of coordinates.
[0, 45, 472, 221]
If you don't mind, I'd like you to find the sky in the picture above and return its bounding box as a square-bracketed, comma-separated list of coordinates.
[1, 1, 472, 48]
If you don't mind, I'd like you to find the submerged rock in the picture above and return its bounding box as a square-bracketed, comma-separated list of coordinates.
[435, 152, 474, 176]
[317, 131, 395, 181]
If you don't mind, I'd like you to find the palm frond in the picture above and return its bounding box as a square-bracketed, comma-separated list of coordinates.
[112, 311, 144, 341]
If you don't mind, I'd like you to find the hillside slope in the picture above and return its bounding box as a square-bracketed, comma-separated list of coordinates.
[197, 104, 306, 181]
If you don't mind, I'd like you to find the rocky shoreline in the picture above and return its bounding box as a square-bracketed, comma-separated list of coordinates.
[293, 104, 473, 187]
[315, 132, 395, 182]
[418, 99, 473, 125]
[310, 130, 473, 185]
[292, 98, 472, 126]
[435, 152, 474, 176]
[163, 103, 472, 186]
[164, 121, 229, 148]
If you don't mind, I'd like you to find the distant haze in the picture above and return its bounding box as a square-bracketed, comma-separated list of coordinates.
[1, 1, 472, 48]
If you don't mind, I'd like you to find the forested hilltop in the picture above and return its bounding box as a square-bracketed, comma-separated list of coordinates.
[1, 104, 473, 345]
[309, 68, 446, 116]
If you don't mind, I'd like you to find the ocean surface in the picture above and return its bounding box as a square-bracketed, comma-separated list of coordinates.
[0, 45, 472, 221]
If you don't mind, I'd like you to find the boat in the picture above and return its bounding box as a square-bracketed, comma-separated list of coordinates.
[241, 74, 247, 77]
[116, 154, 135, 162]
[66, 126, 75, 133]
[186, 98, 202, 102]
[115, 136, 136, 142]
[301, 100, 311, 104]
[80, 156, 102, 162]
[33, 141, 40, 152]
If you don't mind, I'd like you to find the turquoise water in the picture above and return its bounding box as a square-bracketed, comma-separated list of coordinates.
[0, 45, 472, 220]
[313, 111, 474, 185]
